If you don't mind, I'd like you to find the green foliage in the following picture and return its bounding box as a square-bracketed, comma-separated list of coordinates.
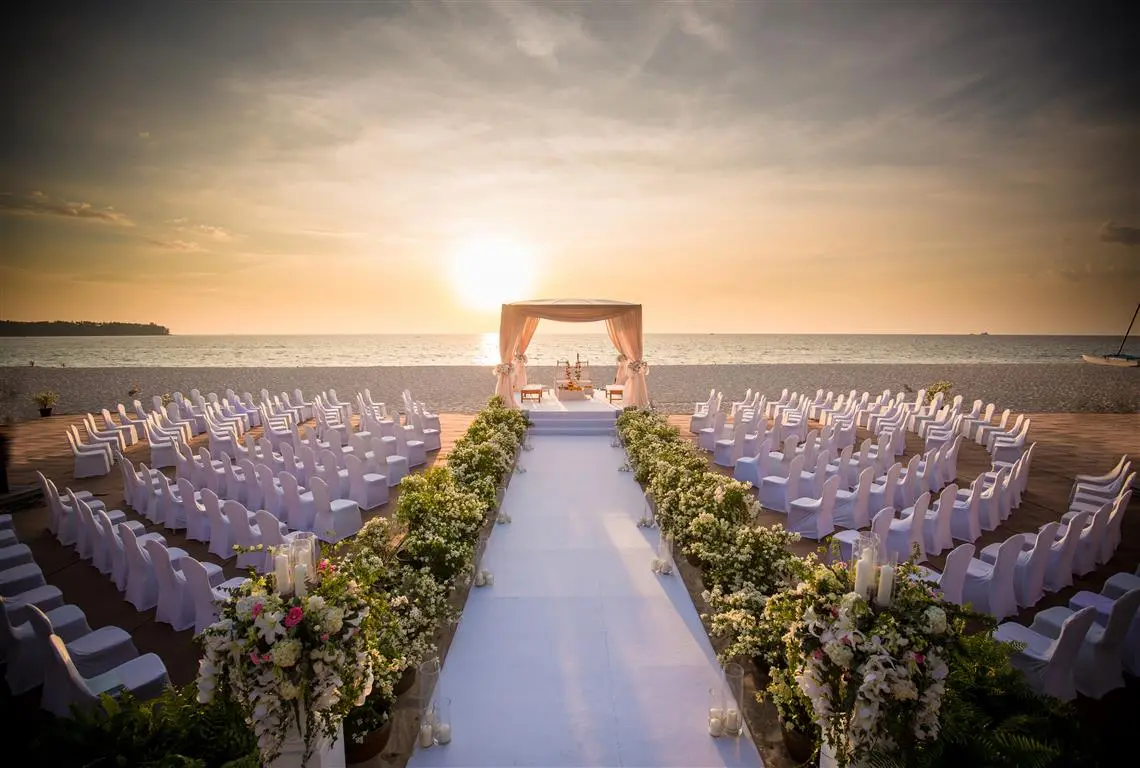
[867, 632, 1097, 768]
[30, 390, 59, 408]
[923, 381, 953, 406]
[23, 686, 256, 767]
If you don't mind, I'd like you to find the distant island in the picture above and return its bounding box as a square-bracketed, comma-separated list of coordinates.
[0, 321, 171, 336]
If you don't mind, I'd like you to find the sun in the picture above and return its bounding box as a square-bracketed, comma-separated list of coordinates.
[448, 237, 537, 311]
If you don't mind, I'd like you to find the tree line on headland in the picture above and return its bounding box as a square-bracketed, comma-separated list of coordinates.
[0, 321, 171, 336]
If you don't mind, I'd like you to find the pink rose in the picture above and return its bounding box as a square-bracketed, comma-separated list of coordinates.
[321, 633, 330, 642]
[284, 606, 304, 628]
[251, 602, 263, 618]
[317, 559, 333, 573]
[250, 651, 261, 665]
[914, 653, 925, 665]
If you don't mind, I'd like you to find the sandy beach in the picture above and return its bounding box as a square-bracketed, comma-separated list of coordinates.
[2, 362, 1137, 421]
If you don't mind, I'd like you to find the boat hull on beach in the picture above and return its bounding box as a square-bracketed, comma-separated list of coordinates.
[1081, 354, 1139, 368]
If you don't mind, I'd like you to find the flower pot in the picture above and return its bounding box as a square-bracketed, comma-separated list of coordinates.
[781, 723, 815, 764]
[38, 408, 52, 418]
[344, 719, 392, 764]
[394, 666, 416, 696]
[686, 551, 703, 569]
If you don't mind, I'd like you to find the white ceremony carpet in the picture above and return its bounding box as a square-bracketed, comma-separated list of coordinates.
[409, 435, 763, 768]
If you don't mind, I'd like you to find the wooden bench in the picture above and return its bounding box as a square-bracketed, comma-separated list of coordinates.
[520, 386, 544, 403]
[606, 385, 625, 404]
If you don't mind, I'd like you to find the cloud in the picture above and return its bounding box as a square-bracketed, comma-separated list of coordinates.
[166, 217, 188, 224]
[196, 224, 232, 241]
[1100, 221, 1140, 247]
[675, 0, 730, 51]
[147, 238, 201, 252]
[138, 131, 150, 139]
[0, 191, 133, 225]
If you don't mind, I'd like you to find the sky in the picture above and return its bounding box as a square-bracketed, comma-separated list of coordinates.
[0, 0, 1137, 335]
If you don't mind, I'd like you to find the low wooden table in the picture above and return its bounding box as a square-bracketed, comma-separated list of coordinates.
[606, 385, 625, 403]
[520, 386, 544, 403]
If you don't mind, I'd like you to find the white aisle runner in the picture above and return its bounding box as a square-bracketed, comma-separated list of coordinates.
[409, 435, 763, 768]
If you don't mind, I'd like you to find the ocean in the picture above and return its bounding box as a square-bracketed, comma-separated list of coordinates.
[2, 334, 1135, 368]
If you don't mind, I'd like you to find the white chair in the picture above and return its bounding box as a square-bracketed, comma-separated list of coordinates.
[689, 390, 719, 433]
[40, 624, 168, 716]
[832, 467, 873, 530]
[257, 463, 288, 519]
[141, 419, 178, 469]
[99, 408, 139, 446]
[885, 491, 928, 564]
[1029, 588, 1140, 699]
[698, 411, 728, 453]
[914, 543, 975, 605]
[1061, 503, 1112, 577]
[1063, 488, 1131, 565]
[346, 454, 388, 510]
[119, 525, 184, 612]
[974, 408, 1012, 446]
[991, 418, 1031, 463]
[993, 606, 1096, 702]
[145, 539, 196, 630]
[787, 475, 838, 540]
[1071, 574, 1140, 677]
[411, 408, 441, 452]
[833, 507, 894, 563]
[962, 535, 1021, 619]
[982, 522, 1058, 610]
[197, 490, 231, 559]
[867, 463, 902, 513]
[732, 437, 772, 487]
[1, 563, 48, 597]
[369, 436, 408, 487]
[279, 471, 316, 532]
[226, 500, 267, 571]
[181, 557, 246, 635]
[317, 449, 351, 499]
[758, 454, 804, 512]
[948, 481, 982, 543]
[66, 427, 113, 478]
[7, 599, 137, 697]
[81, 414, 127, 454]
[915, 483, 957, 557]
[1, 595, 90, 693]
[309, 476, 361, 543]
[713, 421, 748, 468]
[394, 423, 426, 468]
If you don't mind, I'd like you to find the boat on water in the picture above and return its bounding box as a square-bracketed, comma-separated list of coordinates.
[1083, 302, 1140, 367]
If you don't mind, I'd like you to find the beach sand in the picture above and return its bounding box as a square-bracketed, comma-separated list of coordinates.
[2, 361, 1137, 422]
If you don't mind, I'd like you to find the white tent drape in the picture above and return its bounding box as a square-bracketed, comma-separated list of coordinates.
[494, 299, 650, 408]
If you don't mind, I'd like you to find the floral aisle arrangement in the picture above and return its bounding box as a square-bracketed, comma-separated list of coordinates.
[196, 556, 390, 765]
[759, 557, 972, 766]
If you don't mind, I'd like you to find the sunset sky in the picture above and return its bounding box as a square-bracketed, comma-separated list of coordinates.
[1, 1, 1137, 335]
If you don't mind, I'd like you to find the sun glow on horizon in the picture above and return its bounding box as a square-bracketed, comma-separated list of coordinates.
[448, 237, 537, 312]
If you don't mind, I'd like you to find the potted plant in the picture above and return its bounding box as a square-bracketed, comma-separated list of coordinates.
[766, 666, 819, 764]
[31, 391, 59, 417]
[344, 689, 396, 763]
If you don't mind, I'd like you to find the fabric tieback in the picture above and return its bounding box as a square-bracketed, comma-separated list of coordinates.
[493, 363, 515, 376]
[628, 360, 648, 373]
[513, 353, 528, 364]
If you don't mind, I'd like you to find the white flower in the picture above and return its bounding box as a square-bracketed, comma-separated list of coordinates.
[923, 606, 948, 635]
[279, 680, 299, 700]
[272, 639, 301, 668]
[825, 642, 855, 669]
[255, 610, 285, 643]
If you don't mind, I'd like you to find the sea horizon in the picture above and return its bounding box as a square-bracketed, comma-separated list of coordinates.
[3, 332, 1136, 368]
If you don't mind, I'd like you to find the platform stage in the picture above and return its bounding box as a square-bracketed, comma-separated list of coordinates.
[513, 390, 621, 435]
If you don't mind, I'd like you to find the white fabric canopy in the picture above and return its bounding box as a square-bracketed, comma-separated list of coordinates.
[494, 299, 649, 407]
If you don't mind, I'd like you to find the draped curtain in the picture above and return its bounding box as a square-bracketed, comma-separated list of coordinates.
[495, 302, 649, 408]
[511, 318, 540, 388]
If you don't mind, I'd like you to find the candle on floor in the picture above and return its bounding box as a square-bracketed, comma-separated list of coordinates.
[708, 716, 724, 737]
[419, 724, 434, 748]
[875, 564, 895, 607]
[483, 571, 494, 586]
[293, 564, 308, 597]
[434, 723, 451, 744]
[724, 709, 742, 734]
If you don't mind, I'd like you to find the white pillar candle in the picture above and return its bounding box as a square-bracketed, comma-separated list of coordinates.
[433, 723, 451, 744]
[853, 560, 869, 598]
[419, 724, 434, 748]
[293, 564, 308, 597]
[709, 707, 724, 720]
[875, 565, 895, 607]
[708, 716, 724, 737]
[724, 709, 742, 733]
[274, 554, 293, 595]
[474, 570, 485, 587]
[483, 571, 494, 586]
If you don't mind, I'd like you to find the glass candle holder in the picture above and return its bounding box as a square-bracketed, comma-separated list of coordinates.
[418, 658, 440, 714]
[723, 663, 744, 737]
[418, 705, 435, 749]
[656, 532, 674, 574]
[433, 697, 452, 745]
[289, 532, 318, 578]
[851, 532, 881, 599]
[707, 686, 724, 737]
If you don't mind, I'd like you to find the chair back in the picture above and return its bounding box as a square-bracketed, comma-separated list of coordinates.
[1048, 606, 1097, 669]
[1102, 588, 1140, 648]
[939, 543, 975, 604]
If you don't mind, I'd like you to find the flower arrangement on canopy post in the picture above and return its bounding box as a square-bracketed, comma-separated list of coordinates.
[197, 552, 390, 766]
